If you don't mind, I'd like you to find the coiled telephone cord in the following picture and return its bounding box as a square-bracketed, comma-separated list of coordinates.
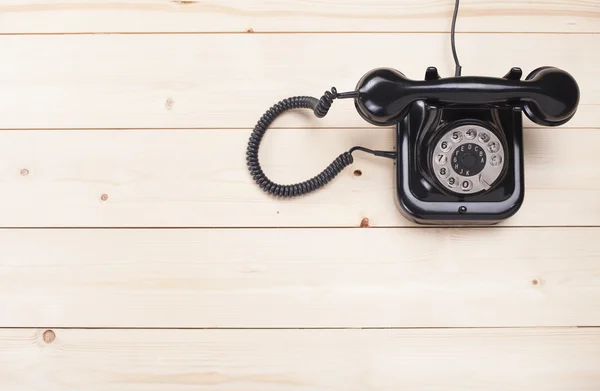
[246, 88, 395, 198]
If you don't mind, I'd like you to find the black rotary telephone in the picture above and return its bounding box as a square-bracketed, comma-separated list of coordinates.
[246, 0, 580, 225]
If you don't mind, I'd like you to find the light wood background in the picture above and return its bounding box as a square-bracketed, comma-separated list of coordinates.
[0, 1, 599, 389]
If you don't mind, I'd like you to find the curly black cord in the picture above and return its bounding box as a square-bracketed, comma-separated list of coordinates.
[246, 88, 395, 198]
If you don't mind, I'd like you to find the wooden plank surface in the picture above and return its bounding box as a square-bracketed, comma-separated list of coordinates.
[0, 33, 595, 130]
[0, 0, 598, 33]
[1, 2, 599, 390]
[0, 127, 597, 228]
[1, 328, 599, 390]
[1, 228, 598, 328]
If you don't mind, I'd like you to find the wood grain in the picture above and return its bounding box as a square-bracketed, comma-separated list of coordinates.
[0, 228, 598, 328]
[0, 1, 597, 390]
[0, 33, 595, 129]
[1, 328, 599, 390]
[0, 127, 598, 228]
[0, 0, 598, 33]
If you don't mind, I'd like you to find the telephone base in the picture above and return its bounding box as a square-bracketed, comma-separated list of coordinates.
[394, 100, 525, 225]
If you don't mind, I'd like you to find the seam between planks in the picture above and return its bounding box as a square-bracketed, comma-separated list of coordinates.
[0, 125, 595, 131]
[1, 326, 598, 330]
[0, 226, 598, 230]
[0, 31, 598, 36]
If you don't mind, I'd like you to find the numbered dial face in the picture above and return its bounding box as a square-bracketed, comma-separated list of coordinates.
[432, 124, 506, 195]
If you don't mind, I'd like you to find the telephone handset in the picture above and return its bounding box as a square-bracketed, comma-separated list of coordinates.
[246, 1, 580, 225]
[354, 66, 579, 127]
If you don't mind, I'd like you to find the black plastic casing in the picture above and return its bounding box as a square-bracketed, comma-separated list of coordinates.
[394, 100, 525, 225]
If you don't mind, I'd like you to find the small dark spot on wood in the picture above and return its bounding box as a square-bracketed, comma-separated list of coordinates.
[43, 329, 55, 344]
[247, 28, 255, 33]
[101, 194, 109, 201]
[360, 218, 370, 228]
[20, 169, 29, 176]
[353, 169, 362, 177]
[172, 0, 197, 4]
[277, 211, 280, 214]
[532, 279, 538, 286]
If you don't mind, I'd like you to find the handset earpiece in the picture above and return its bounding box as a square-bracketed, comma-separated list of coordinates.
[522, 66, 580, 126]
[354, 66, 579, 127]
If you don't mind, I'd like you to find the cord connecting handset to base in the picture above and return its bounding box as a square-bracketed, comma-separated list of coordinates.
[246, 0, 464, 199]
[245, 87, 395, 198]
[246, 0, 461, 200]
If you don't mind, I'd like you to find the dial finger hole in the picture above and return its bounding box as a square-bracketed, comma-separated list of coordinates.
[490, 154, 503, 166]
[435, 154, 447, 165]
[440, 140, 451, 152]
[479, 132, 490, 143]
[451, 131, 463, 143]
[461, 180, 472, 191]
[488, 141, 500, 153]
